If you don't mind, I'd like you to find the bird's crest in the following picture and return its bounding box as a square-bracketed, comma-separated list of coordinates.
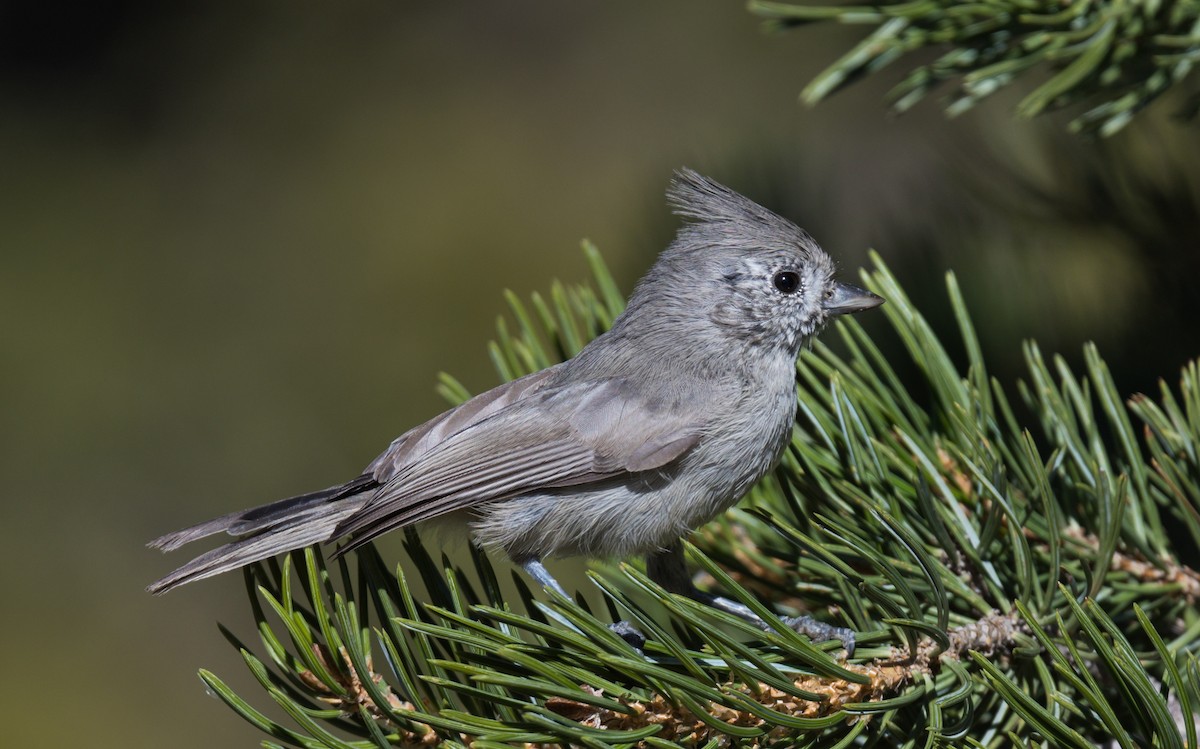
[667, 168, 781, 228]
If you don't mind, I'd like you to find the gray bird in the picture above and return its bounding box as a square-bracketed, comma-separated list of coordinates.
[148, 169, 882, 652]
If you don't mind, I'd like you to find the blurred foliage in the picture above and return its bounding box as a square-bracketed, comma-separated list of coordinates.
[752, 0, 1200, 135]
[851, 131, 1200, 410]
[201, 248, 1200, 747]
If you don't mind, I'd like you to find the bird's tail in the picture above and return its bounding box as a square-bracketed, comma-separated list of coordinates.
[147, 474, 376, 595]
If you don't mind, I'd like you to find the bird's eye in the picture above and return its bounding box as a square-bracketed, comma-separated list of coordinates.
[773, 270, 801, 294]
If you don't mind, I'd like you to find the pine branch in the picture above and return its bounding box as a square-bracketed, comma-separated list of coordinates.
[750, 0, 1200, 135]
[194, 242, 1199, 747]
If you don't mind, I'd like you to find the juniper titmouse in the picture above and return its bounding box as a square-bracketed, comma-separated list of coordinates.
[148, 169, 883, 653]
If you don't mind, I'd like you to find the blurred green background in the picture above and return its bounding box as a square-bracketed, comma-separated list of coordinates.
[2, 2, 1197, 747]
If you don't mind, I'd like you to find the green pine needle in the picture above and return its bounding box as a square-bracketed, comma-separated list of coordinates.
[750, 0, 1200, 135]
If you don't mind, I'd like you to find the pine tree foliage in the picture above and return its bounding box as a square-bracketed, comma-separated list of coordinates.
[199, 243, 1200, 747]
[749, 0, 1200, 135]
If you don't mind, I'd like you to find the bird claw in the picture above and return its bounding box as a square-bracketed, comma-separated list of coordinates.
[779, 615, 855, 658]
[607, 620, 647, 653]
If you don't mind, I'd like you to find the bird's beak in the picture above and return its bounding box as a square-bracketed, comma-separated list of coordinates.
[823, 282, 884, 316]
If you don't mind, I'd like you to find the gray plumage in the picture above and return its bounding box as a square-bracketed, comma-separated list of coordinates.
[147, 168, 882, 599]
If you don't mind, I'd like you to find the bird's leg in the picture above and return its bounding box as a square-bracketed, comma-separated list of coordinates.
[521, 558, 646, 650]
[522, 558, 571, 598]
[646, 543, 855, 657]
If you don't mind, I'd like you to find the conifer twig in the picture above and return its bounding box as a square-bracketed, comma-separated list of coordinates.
[189, 245, 1199, 747]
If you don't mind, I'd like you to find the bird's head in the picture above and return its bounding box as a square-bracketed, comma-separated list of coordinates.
[624, 168, 883, 358]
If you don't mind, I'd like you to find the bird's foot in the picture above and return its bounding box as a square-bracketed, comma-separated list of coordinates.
[607, 620, 646, 653]
[778, 615, 855, 658]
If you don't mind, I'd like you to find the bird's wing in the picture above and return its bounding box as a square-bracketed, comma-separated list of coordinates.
[335, 376, 705, 552]
[365, 366, 562, 482]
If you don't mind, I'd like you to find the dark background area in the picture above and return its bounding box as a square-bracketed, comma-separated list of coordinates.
[2, 2, 1196, 746]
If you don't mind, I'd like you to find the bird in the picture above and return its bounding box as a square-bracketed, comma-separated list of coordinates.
[148, 168, 883, 652]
